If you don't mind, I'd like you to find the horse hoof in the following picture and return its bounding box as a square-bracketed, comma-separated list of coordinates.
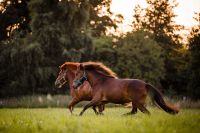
[79, 112, 84, 116]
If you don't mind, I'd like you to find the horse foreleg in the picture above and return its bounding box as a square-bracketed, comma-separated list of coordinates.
[97, 104, 105, 115]
[92, 106, 98, 115]
[137, 104, 150, 115]
[79, 100, 99, 116]
[68, 98, 80, 114]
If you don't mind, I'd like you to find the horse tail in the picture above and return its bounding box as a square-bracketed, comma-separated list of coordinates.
[146, 83, 179, 115]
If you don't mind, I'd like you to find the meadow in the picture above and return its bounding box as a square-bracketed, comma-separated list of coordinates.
[0, 107, 199, 133]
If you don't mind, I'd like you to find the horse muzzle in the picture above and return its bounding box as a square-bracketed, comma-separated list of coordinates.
[55, 79, 66, 88]
[55, 82, 62, 88]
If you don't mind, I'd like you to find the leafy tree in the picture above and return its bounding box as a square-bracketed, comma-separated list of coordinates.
[88, 0, 123, 37]
[0, 0, 123, 40]
[0, 0, 93, 97]
[92, 35, 117, 68]
[29, 0, 93, 62]
[116, 31, 165, 86]
[132, 0, 186, 94]
[132, 0, 183, 45]
[0, 0, 30, 41]
[187, 12, 200, 99]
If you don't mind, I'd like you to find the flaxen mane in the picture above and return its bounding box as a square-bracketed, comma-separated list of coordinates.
[82, 62, 118, 79]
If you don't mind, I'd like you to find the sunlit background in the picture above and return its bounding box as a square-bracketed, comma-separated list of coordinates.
[110, 0, 200, 34]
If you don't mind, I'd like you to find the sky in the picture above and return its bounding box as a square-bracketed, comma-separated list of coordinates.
[110, 0, 200, 34]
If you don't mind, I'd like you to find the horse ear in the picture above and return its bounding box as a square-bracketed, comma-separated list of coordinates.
[80, 63, 84, 70]
[59, 65, 66, 70]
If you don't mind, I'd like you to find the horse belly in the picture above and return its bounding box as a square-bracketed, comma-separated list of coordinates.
[104, 86, 131, 104]
[108, 98, 131, 104]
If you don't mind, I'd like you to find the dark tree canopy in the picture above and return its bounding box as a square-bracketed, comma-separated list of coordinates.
[132, 0, 187, 94]
[88, 0, 123, 37]
[0, 0, 30, 41]
[116, 31, 165, 86]
[132, 0, 183, 48]
[187, 12, 200, 99]
[0, 0, 93, 97]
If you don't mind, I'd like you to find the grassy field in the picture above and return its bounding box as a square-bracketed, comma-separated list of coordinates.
[0, 107, 199, 133]
[1, 95, 200, 108]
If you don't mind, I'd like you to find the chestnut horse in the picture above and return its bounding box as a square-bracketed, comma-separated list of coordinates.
[55, 62, 105, 114]
[73, 62, 179, 116]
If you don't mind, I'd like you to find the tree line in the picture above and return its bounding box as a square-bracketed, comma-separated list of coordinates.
[0, 0, 199, 99]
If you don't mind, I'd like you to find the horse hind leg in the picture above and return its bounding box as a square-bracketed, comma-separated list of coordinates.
[79, 100, 100, 116]
[135, 92, 150, 115]
[123, 102, 137, 116]
[137, 104, 150, 115]
[92, 105, 98, 115]
[131, 103, 138, 114]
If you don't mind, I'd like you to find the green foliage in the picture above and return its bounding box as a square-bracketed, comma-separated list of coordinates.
[116, 31, 165, 86]
[29, 0, 93, 62]
[132, 0, 182, 44]
[88, 0, 123, 37]
[0, 108, 199, 133]
[187, 12, 200, 99]
[0, 0, 30, 41]
[132, 0, 187, 94]
[0, 0, 93, 97]
[93, 31, 165, 86]
[93, 36, 117, 67]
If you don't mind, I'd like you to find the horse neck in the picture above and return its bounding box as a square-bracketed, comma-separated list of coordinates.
[86, 70, 108, 87]
[66, 71, 76, 94]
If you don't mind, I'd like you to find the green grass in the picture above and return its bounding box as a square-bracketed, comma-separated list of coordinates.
[0, 108, 199, 133]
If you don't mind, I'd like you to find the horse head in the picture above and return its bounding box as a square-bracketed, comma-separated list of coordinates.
[55, 66, 68, 88]
[55, 62, 80, 88]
